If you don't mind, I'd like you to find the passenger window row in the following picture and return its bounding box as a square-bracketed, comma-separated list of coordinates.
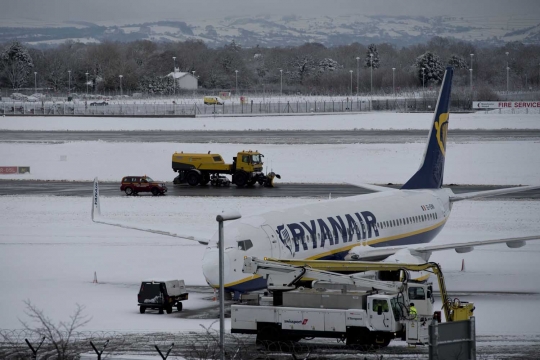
[377, 212, 438, 230]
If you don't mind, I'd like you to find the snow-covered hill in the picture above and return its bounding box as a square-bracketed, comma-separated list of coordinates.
[2, 14, 539, 47]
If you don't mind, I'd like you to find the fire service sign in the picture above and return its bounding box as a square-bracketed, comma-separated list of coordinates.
[473, 101, 540, 109]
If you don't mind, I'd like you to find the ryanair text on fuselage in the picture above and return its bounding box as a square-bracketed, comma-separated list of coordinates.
[275, 211, 379, 255]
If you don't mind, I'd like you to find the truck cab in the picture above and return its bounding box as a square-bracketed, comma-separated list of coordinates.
[234, 151, 264, 173]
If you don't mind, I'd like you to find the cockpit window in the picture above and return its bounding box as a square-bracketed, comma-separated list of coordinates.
[237, 240, 253, 251]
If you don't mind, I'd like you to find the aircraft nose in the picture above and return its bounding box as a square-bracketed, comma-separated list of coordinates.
[202, 247, 231, 288]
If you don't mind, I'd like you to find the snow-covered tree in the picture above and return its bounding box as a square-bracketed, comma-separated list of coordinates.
[317, 58, 339, 73]
[288, 55, 315, 84]
[415, 52, 444, 85]
[225, 40, 242, 52]
[1, 41, 34, 89]
[447, 55, 468, 70]
[364, 44, 380, 69]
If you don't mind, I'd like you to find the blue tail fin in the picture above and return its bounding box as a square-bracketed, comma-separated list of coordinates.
[401, 67, 453, 190]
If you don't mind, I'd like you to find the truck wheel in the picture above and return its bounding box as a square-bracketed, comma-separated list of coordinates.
[369, 334, 391, 348]
[234, 171, 248, 187]
[139, 306, 146, 314]
[166, 305, 173, 314]
[151, 187, 159, 196]
[176, 302, 183, 312]
[125, 187, 133, 196]
[186, 171, 200, 186]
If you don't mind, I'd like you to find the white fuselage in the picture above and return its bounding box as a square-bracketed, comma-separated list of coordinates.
[201, 188, 453, 293]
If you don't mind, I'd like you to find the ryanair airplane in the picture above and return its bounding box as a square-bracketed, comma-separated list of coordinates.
[92, 67, 540, 295]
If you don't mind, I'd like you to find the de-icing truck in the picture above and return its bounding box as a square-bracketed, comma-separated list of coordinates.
[231, 257, 474, 348]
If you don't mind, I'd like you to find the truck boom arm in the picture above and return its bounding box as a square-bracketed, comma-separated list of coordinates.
[242, 257, 402, 293]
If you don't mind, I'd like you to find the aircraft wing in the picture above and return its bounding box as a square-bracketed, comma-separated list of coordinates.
[449, 184, 540, 202]
[347, 182, 398, 193]
[347, 235, 540, 260]
[91, 178, 211, 245]
[413, 235, 540, 254]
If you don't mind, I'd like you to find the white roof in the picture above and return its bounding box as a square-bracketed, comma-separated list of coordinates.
[166, 71, 192, 79]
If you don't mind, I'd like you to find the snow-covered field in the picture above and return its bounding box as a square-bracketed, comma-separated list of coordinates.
[1, 141, 539, 185]
[1, 112, 539, 131]
[0, 196, 539, 334]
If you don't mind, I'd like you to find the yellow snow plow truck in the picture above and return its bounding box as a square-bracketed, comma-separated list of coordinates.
[172, 150, 281, 187]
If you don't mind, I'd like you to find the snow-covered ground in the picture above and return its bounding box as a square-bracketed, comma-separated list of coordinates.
[1, 141, 539, 185]
[1, 111, 540, 339]
[1, 112, 539, 131]
[0, 196, 539, 334]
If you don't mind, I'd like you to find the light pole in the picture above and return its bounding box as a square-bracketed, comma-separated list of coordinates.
[85, 72, 89, 95]
[216, 210, 242, 360]
[191, 71, 197, 89]
[469, 69, 473, 96]
[422, 67, 425, 94]
[235, 70, 238, 96]
[68, 70, 71, 95]
[119, 75, 123, 96]
[356, 57, 360, 95]
[34, 72, 37, 93]
[280, 69, 283, 97]
[370, 53, 373, 94]
[172, 57, 176, 95]
[349, 70, 353, 95]
[505, 51, 509, 98]
[470, 53, 474, 92]
[392, 68, 395, 96]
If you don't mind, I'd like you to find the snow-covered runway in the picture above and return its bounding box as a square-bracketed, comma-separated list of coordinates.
[1, 112, 539, 132]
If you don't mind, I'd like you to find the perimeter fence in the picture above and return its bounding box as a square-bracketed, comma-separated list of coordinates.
[0, 97, 481, 117]
[0, 329, 426, 360]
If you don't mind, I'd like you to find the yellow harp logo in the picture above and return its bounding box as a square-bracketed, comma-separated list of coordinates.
[434, 113, 449, 156]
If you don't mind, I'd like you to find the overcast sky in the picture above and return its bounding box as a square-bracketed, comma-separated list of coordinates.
[1, 0, 539, 25]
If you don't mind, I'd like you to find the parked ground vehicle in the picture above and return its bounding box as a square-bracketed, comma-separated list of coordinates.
[138, 279, 188, 314]
[231, 257, 474, 348]
[203, 96, 223, 105]
[120, 176, 167, 196]
[90, 101, 108, 106]
[172, 151, 280, 187]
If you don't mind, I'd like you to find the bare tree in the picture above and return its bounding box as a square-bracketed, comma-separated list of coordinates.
[19, 300, 91, 360]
